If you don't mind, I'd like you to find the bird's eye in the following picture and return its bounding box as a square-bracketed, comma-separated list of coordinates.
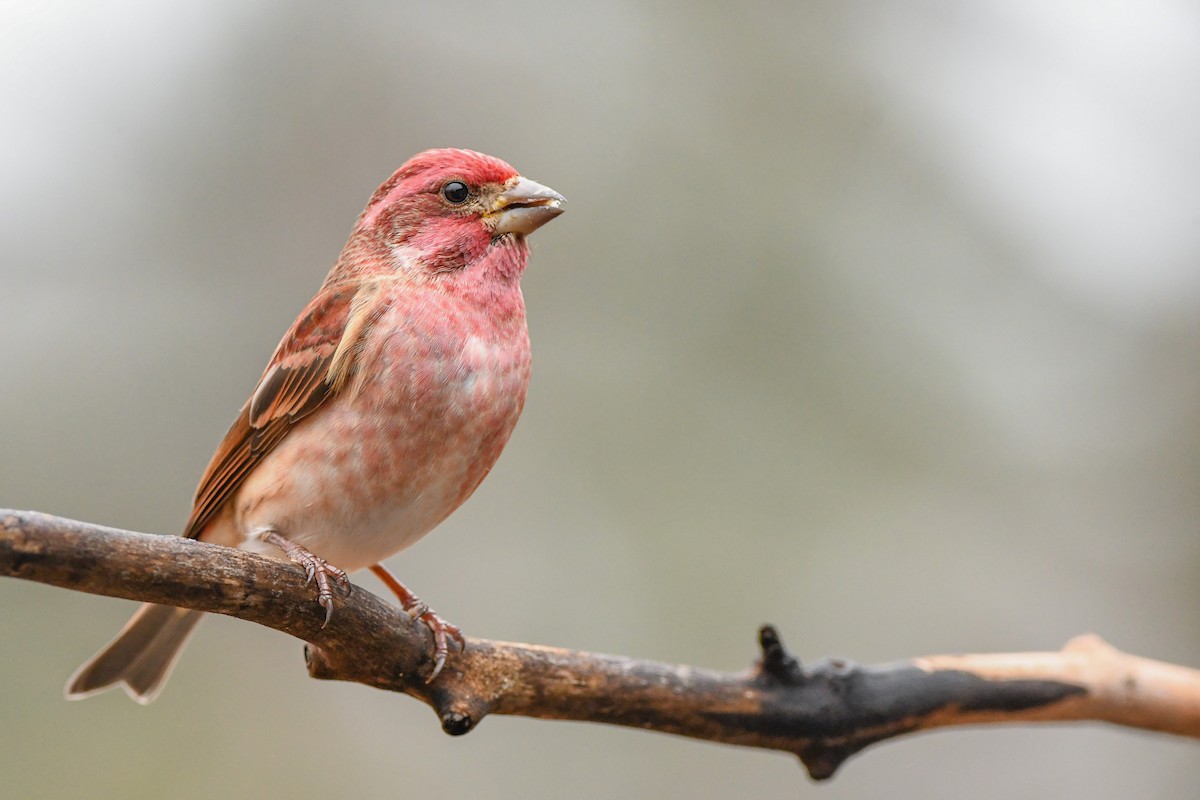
[441, 181, 470, 205]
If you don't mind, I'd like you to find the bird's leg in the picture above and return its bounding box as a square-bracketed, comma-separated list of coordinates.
[260, 531, 351, 626]
[369, 563, 464, 682]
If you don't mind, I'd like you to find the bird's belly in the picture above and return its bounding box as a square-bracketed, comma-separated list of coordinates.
[230, 340, 528, 572]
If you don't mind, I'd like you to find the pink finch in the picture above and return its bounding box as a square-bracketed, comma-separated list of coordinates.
[66, 148, 564, 702]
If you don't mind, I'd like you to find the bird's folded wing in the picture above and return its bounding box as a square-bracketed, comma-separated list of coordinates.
[182, 283, 382, 540]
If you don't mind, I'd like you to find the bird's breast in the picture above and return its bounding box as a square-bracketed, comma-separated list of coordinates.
[232, 290, 531, 570]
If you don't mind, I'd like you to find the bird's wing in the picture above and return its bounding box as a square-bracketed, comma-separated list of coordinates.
[183, 282, 384, 540]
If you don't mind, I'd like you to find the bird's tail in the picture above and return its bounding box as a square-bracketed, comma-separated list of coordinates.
[64, 603, 204, 704]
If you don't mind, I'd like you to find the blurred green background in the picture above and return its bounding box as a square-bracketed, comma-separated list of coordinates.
[3, 2, 1199, 798]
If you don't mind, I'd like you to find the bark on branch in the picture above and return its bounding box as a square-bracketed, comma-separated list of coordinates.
[3, 508, 1198, 780]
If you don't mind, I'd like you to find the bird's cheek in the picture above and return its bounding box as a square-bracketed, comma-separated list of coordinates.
[414, 220, 492, 272]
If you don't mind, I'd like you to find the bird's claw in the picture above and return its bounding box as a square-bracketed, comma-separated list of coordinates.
[401, 598, 463, 683]
[368, 564, 465, 682]
[261, 531, 351, 627]
[307, 561, 350, 628]
[420, 611, 464, 683]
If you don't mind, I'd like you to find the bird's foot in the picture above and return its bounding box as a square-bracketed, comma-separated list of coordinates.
[407, 604, 464, 683]
[261, 531, 351, 626]
[370, 564, 466, 682]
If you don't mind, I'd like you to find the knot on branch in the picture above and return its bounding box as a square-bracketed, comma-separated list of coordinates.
[430, 687, 491, 737]
[756, 624, 805, 685]
[439, 709, 475, 736]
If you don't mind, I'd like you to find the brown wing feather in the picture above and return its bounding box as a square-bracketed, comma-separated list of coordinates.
[182, 284, 373, 540]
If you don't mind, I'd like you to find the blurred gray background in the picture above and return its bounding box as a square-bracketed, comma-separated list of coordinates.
[3, 2, 1200, 798]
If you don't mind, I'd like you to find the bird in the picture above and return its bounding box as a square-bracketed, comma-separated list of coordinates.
[65, 148, 564, 703]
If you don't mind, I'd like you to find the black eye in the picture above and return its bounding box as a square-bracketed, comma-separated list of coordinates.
[441, 181, 470, 204]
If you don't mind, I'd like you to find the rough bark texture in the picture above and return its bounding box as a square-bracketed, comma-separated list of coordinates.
[3, 509, 1198, 780]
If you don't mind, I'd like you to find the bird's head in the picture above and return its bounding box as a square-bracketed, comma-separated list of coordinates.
[345, 149, 565, 283]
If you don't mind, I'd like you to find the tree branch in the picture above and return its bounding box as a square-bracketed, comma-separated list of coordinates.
[3, 508, 1198, 780]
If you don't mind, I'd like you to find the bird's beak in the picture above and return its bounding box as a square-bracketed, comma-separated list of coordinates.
[489, 177, 566, 236]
